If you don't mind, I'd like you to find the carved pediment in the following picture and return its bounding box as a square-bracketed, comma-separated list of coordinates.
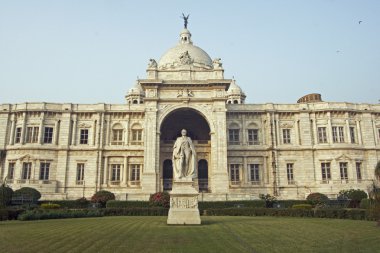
[335, 154, 352, 161]
[280, 122, 294, 128]
[78, 122, 92, 128]
[18, 154, 35, 161]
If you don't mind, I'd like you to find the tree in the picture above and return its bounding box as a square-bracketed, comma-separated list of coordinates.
[338, 189, 368, 208]
[0, 178, 13, 207]
[91, 190, 115, 207]
[306, 192, 329, 206]
[13, 187, 41, 203]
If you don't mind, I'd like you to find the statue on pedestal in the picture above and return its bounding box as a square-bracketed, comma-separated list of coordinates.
[172, 129, 196, 180]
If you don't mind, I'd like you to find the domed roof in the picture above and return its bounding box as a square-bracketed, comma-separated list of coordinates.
[158, 29, 213, 69]
[127, 80, 145, 96]
[227, 80, 245, 95]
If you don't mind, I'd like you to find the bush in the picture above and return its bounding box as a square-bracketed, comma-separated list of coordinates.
[306, 193, 329, 206]
[259, 194, 277, 208]
[149, 192, 170, 208]
[91, 191, 115, 207]
[13, 187, 41, 203]
[103, 207, 168, 216]
[40, 198, 90, 209]
[338, 189, 368, 208]
[41, 203, 61, 209]
[0, 185, 13, 207]
[18, 209, 103, 221]
[359, 198, 371, 209]
[0, 208, 25, 221]
[106, 200, 150, 208]
[198, 200, 265, 211]
[292, 204, 313, 209]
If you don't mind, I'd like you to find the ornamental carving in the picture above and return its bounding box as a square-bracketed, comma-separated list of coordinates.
[147, 58, 157, 68]
[78, 122, 92, 128]
[170, 196, 198, 209]
[179, 51, 193, 65]
[280, 122, 294, 128]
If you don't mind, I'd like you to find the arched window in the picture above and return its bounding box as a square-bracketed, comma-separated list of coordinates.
[111, 123, 124, 145]
[228, 123, 240, 145]
[247, 123, 259, 145]
[131, 123, 143, 145]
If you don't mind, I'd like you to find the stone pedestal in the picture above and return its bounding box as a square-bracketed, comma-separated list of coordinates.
[167, 179, 201, 225]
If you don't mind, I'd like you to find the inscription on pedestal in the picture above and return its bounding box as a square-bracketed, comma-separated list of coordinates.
[170, 196, 198, 209]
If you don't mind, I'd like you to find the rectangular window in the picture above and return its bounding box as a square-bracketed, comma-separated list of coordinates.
[228, 129, 240, 145]
[247, 129, 259, 145]
[15, 127, 22, 143]
[131, 164, 140, 182]
[76, 163, 85, 184]
[356, 162, 362, 181]
[44, 127, 54, 144]
[349, 127, 356, 143]
[111, 164, 121, 182]
[8, 162, 15, 180]
[249, 164, 260, 183]
[332, 126, 344, 143]
[282, 129, 291, 144]
[112, 129, 123, 145]
[339, 162, 348, 181]
[80, 129, 89, 144]
[287, 163, 294, 184]
[230, 164, 240, 184]
[132, 129, 142, 143]
[26, 126, 39, 143]
[39, 162, 50, 180]
[317, 127, 328, 143]
[321, 162, 331, 183]
[22, 162, 32, 180]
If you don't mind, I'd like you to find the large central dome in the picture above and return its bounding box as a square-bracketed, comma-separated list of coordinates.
[158, 29, 213, 70]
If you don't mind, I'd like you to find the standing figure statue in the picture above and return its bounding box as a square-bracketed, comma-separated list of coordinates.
[172, 129, 196, 180]
[181, 13, 190, 29]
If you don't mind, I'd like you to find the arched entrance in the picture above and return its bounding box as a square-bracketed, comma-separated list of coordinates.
[198, 159, 208, 192]
[160, 108, 211, 191]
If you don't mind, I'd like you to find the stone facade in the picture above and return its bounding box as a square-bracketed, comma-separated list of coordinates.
[0, 27, 379, 200]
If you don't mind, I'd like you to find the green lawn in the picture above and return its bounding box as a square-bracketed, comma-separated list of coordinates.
[0, 216, 379, 253]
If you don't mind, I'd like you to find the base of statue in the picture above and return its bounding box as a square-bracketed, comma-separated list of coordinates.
[167, 179, 201, 225]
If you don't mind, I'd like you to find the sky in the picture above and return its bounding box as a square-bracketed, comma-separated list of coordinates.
[0, 0, 379, 105]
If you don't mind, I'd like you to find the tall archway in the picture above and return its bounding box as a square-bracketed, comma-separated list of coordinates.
[198, 159, 208, 192]
[159, 108, 211, 191]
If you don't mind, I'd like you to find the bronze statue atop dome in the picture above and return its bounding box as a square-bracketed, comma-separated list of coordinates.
[181, 13, 190, 29]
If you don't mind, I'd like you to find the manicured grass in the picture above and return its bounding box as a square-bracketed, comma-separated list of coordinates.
[0, 216, 379, 253]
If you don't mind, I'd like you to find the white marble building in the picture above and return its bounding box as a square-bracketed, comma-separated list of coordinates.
[0, 26, 379, 200]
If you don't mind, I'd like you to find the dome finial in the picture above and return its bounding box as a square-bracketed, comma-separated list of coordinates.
[181, 13, 190, 29]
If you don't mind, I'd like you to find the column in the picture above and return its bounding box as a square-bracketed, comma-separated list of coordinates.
[103, 156, 109, 186]
[327, 112, 333, 144]
[243, 156, 248, 184]
[312, 115, 318, 145]
[20, 112, 27, 144]
[38, 112, 45, 144]
[106, 114, 111, 145]
[356, 120, 362, 145]
[54, 120, 59, 145]
[71, 115, 77, 145]
[123, 156, 128, 185]
[345, 115, 351, 143]
[9, 115, 15, 145]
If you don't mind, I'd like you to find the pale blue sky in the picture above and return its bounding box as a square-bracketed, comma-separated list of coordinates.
[0, 0, 379, 104]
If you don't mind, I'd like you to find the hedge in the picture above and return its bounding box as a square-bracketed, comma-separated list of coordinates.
[203, 207, 369, 220]
[198, 200, 266, 211]
[18, 209, 103, 221]
[103, 207, 168, 216]
[106, 200, 150, 208]
[0, 209, 25, 221]
[39, 199, 90, 209]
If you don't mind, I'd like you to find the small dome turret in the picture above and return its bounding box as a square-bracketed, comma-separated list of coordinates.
[125, 80, 145, 104]
[227, 79, 246, 104]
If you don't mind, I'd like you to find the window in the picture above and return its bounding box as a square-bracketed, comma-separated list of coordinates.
[332, 126, 344, 143]
[356, 162, 362, 181]
[80, 129, 89, 144]
[228, 129, 240, 145]
[282, 129, 291, 144]
[15, 127, 22, 143]
[111, 164, 121, 182]
[8, 162, 15, 180]
[317, 127, 327, 143]
[26, 126, 39, 143]
[39, 162, 50, 180]
[131, 124, 143, 145]
[44, 127, 54, 144]
[287, 163, 294, 184]
[112, 129, 123, 145]
[230, 164, 240, 184]
[339, 162, 348, 181]
[321, 162, 331, 183]
[249, 164, 260, 184]
[131, 164, 141, 183]
[247, 129, 259, 145]
[22, 162, 32, 180]
[349, 127, 356, 143]
[76, 163, 85, 184]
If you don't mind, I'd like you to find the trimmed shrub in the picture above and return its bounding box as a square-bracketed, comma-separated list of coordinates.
[41, 203, 61, 209]
[359, 198, 371, 209]
[275, 200, 309, 208]
[292, 204, 313, 209]
[149, 192, 170, 208]
[338, 189, 368, 208]
[198, 200, 266, 211]
[0, 185, 13, 207]
[40, 198, 90, 209]
[259, 194, 277, 208]
[306, 193, 329, 206]
[13, 187, 41, 203]
[106, 200, 150, 208]
[0, 208, 25, 221]
[18, 209, 103, 221]
[91, 191, 115, 208]
[103, 207, 168, 216]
